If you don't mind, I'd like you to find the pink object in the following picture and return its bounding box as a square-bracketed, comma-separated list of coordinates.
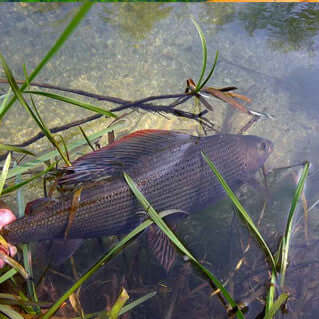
[0, 209, 16, 230]
[0, 209, 17, 268]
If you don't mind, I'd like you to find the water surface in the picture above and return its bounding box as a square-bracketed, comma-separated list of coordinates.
[1, 3, 319, 318]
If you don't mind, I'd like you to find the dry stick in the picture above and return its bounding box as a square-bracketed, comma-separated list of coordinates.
[0, 78, 127, 105]
[0, 78, 191, 111]
[238, 115, 260, 135]
[0, 80, 213, 161]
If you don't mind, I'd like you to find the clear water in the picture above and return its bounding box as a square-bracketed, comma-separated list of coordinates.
[1, 3, 319, 318]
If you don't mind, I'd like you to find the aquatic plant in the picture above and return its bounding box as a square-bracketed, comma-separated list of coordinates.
[0, 3, 310, 319]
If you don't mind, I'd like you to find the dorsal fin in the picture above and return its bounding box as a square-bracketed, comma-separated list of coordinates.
[58, 130, 194, 185]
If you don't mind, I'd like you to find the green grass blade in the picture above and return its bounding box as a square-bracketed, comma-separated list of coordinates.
[6, 122, 124, 180]
[25, 91, 116, 118]
[42, 218, 153, 319]
[0, 144, 35, 157]
[15, 174, 39, 310]
[22, 64, 30, 89]
[201, 151, 276, 270]
[0, 153, 11, 195]
[43, 209, 194, 319]
[79, 126, 95, 151]
[264, 293, 288, 319]
[0, 269, 17, 284]
[118, 291, 156, 316]
[0, 52, 71, 166]
[0, 2, 94, 121]
[191, 18, 207, 92]
[0, 87, 11, 116]
[279, 161, 309, 288]
[108, 288, 129, 319]
[265, 267, 276, 316]
[123, 172, 245, 319]
[71, 292, 156, 319]
[0, 294, 49, 308]
[0, 305, 24, 319]
[54, 134, 71, 163]
[0, 252, 29, 280]
[29, 95, 46, 129]
[15, 163, 25, 219]
[198, 50, 219, 90]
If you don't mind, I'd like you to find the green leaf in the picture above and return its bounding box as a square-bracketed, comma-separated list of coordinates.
[2, 164, 54, 195]
[15, 171, 39, 310]
[0, 293, 49, 308]
[108, 288, 129, 319]
[0, 52, 71, 166]
[0, 268, 17, 284]
[71, 292, 156, 319]
[265, 267, 276, 316]
[25, 90, 116, 118]
[0, 305, 24, 319]
[42, 209, 187, 319]
[119, 291, 156, 316]
[0, 2, 94, 121]
[279, 161, 309, 288]
[0, 144, 35, 157]
[191, 18, 207, 92]
[264, 293, 288, 319]
[0, 152, 11, 195]
[198, 50, 219, 90]
[0, 87, 11, 117]
[123, 172, 245, 319]
[79, 126, 95, 151]
[201, 151, 276, 270]
[0, 252, 29, 280]
[22, 64, 30, 89]
[6, 122, 124, 180]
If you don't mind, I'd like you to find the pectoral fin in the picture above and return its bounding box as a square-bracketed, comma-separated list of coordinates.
[146, 210, 189, 272]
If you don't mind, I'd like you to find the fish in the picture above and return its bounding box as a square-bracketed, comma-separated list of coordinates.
[0, 129, 273, 270]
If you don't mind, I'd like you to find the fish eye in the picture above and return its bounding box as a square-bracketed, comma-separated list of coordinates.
[258, 142, 268, 152]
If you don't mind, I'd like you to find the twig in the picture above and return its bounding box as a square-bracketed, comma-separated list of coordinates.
[238, 115, 259, 134]
[0, 79, 214, 159]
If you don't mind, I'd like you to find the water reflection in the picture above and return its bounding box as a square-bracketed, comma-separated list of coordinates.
[199, 3, 236, 28]
[201, 3, 319, 53]
[237, 3, 319, 52]
[100, 4, 172, 41]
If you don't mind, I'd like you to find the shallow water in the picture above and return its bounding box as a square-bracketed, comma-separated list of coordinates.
[1, 3, 319, 318]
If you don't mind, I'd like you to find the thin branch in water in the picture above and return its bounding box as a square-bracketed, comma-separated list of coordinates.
[0, 79, 220, 160]
[238, 115, 260, 134]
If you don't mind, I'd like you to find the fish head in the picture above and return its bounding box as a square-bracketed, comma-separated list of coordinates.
[243, 135, 273, 173]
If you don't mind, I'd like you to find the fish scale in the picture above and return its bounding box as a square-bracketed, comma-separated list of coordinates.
[2, 130, 273, 244]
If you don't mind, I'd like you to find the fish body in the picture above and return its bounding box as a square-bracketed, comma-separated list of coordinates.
[2, 130, 273, 245]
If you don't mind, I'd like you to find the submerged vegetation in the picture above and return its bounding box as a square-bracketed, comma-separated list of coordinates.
[0, 3, 312, 319]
